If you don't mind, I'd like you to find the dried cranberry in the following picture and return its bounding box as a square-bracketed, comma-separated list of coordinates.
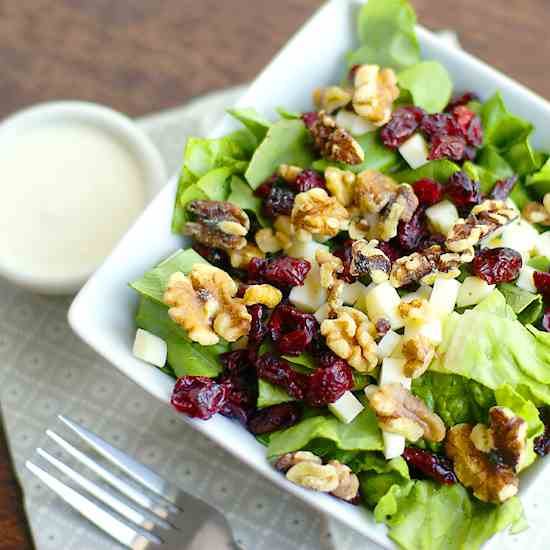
[378, 241, 402, 262]
[220, 350, 252, 375]
[534, 407, 550, 456]
[192, 244, 230, 271]
[445, 91, 479, 111]
[380, 106, 426, 149]
[332, 241, 356, 283]
[293, 169, 326, 192]
[248, 304, 268, 346]
[375, 318, 391, 337]
[268, 303, 319, 355]
[248, 256, 311, 288]
[171, 376, 228, 420]
[452, 106, 483, 147]
[316, 348, 349, 370]
[263, 185, 296, 218]
[398, 207, 429, 252]
[255, 175, 278, 199]
[534, 271, 550, 298]
[445, 171, 481, 208]
[247, 402, 303, 435]
[490, 176, 518, 201]
[301, 111, 319, 129]
[472, 247, 522, 284]
[255, 353, 309, 399]
[542, 309, 550, 332]
[306, 362, 354, 407]
[413, 179, 443, 207]
[403, 447, 457, 485]
[219, 374, 258, 424]
[428, 134, 466, 161]
[420, 113, 462, 138]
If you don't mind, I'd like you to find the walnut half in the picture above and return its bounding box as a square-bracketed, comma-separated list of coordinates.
[349, 239, 391, 283]
[446, 423, 519, 503]
[366, 383, 446, 443]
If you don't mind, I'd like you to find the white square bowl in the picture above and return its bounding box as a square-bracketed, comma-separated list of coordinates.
[69, 1, 550, 547]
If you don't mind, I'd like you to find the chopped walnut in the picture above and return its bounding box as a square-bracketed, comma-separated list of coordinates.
[321, 306, 377, 372]
[286, 461, 340, 492]
[354, 170, 398, 214]
[398, 298, 432, 324]
[184, 200, 250, 250]
[446, 200, 518, 253]
[291, 188, 350, 239]
[316, 249, 344, 288]
[393, 184, 419, 223]
[164, 265, 251, 345]
[274, 451, 322, 472]
[243, 284, 282, 309]
[325, 166, 356, 207]
[366, 383, 446, 442]
[352, 65, 399, 126]
[376, 201, 404, 241]
[255, 228, 283, 253]
[328, 460, 360, 502]
[350, 239, 391, 283]
[278, 164, 303, 184]
[401, 334, 436, 378]
[446, 423, 519, 503]
[309, 111, 365, 165]
[523, 201, 550, 226]
[229, 243, 264, 268]
[255, 214, 311, 253]
[327, 279, 345, 309]
[313, 86, 353, 114]
[470, 407, 528, 471]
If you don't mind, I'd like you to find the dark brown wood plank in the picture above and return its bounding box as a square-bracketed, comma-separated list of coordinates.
[0, 1, 548, 547]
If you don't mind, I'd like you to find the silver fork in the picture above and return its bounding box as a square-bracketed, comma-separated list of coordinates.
[26, 415, 240, 550]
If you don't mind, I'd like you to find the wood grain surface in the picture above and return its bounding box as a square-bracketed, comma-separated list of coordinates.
[0, 0, 548, 547]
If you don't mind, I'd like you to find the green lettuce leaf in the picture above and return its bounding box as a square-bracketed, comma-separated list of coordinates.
[227, 175, 268, 226]
[504, 138, 539, 176]
[529, 255, 550, 271]
[312, 131, 400, 174]
[282, 352, 316, 369]
[397, 61, 452, 113]
[463, 161, 500, 194]
[244, 119, 314, 189]
[349, 0, 420, 71]
[510, 179, 533, 210]
[130, 249, 207, 304]
[381, 480, 525, 550]
[266, 404, 382, 458]
[227, 107, 271, 142]
[526, 158, 550, 198]
[498, 283, 543, 325]
[257, 380, 294, 408]
[477, 146, 515, 180]
[394, 159, 460, 184]
[412, 372, 495, 427]
[481, 92, 533, 152]
[431, 291, 550, 404]
[135, 297, 225, 377]
[276, 106, 301, 120]
[194, 166, 233, 200]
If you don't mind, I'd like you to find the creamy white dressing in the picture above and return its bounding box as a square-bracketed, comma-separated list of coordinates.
[0, 121, 146, 280]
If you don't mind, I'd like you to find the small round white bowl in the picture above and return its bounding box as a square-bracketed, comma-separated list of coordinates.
[0, 101, 167, 295]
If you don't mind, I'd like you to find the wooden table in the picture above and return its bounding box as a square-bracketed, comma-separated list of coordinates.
[0, 0, 549, 547]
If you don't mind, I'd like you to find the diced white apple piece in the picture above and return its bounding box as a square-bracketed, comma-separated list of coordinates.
[456, 276, 495, 308]
[383, 432, 406, 460]
[429, 278, 461, 319]
[379, 358, 411, 388]
[401, 284, 432, 303]
[497, 219, 539, 261]
[398, 133, 429, 169]
[425, 200, 459, 237]
[133, 329, 167, 367]
[516, 266, 537, 293]
[289, 265, 327, 312]
[377, 331, 402, 359]
[335, 109, 376, 136]
[363, 281, 404, 330]
[328, 391, 365, 424]
[405, 319, 443, 345]
[314, 302, 331, 324]
[342, 281, 369, 305]
[286, 240, 329, 263]
[535, 231, 550, 260]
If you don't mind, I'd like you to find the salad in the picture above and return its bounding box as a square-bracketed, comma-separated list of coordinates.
[129, 1, 550, 548]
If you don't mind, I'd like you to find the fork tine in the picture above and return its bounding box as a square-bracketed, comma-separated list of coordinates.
[58, 415, 179, 505]
[26, 460, 159, 549]
[46, 429, 176, 517]
[37, 448, 172, 531]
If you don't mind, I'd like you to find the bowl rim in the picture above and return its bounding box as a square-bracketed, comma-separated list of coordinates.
[68, 1, 550, 547]
[0, 100, 167, 295]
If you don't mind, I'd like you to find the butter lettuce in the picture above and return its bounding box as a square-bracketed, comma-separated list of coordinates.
[498, 283, 543, 325]
[257, 380, 294, 408]
[244, 119, 315, 189]
[349, 0, 420, 71]
[394, 159, 460, 184]
[526, 157, 550, 198]
[227, 107, 271, 142]
[397, 61, 452, 114]
[130, 249, 207, 304]
[381, 480, 525, 550]
[227, 175, 268, 227]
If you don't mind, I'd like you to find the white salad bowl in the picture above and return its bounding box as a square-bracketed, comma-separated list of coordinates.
[69, 1, 550, 547]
